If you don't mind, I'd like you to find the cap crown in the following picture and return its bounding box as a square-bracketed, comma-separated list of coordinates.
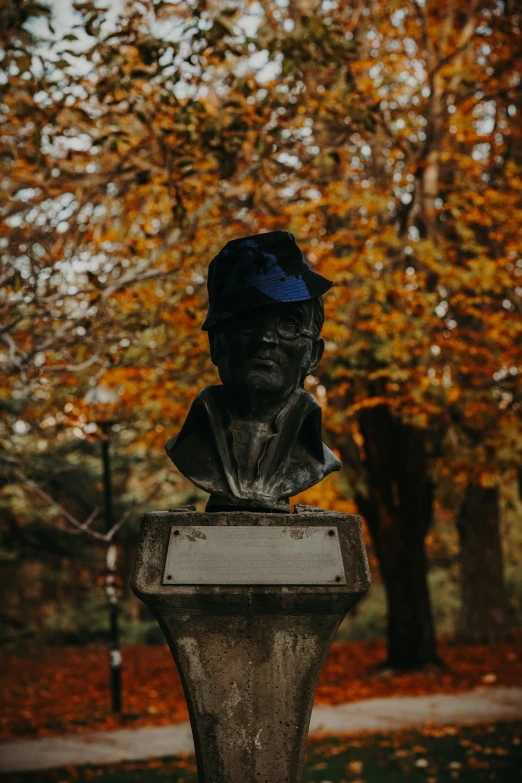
[202, 231, 332, 330]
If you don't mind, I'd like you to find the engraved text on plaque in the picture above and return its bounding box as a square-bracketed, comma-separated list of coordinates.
[162, 526, 346, 585]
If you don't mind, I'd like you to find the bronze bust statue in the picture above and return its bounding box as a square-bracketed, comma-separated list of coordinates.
[166, 231, 340, 512]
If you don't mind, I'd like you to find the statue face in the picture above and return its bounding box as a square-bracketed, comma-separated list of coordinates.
[210, 301, 324, 404]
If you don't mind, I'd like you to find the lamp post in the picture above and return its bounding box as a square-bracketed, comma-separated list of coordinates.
[84, 385, 123, 715]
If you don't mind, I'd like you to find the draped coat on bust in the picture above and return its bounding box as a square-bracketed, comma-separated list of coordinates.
[165, 386, 340, 512]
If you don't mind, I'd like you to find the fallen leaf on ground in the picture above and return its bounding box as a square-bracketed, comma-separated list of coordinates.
[1, 632, 521, 739]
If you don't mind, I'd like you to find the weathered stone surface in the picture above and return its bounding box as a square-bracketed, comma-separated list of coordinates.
[131, 510, 370, 783]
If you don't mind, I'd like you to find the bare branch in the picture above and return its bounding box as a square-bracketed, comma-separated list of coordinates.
[2, 334, 27, 381]
[432, 2, 481, 78]
[14, 467, 164, 543]
[0, 316, 23, 337]
[412, 0, 436, 72]
[78, 506, 101, 531]
[41, 352, 101, 373]
[105, 481, 164, 541]
[14, 467, 109, 542]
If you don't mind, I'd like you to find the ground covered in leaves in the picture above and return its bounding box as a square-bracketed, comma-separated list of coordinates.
[1, 633, 521, 739]
[3, 722, 522, 783]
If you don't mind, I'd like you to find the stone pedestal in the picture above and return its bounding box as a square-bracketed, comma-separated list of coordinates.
[131, 510, 370, 783]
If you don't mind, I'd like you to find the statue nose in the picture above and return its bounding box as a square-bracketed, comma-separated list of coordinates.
[259, 327, 278, 343]
[258, 314, 279, 343]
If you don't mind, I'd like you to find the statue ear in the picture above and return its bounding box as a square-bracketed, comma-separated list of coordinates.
[308, 338, 324, 375]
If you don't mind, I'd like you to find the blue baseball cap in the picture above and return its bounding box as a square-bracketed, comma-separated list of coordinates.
[202, 231, 333, 330]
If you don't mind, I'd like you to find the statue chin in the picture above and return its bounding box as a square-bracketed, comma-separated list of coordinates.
[239, 377, 290, 399]
[228, 371, 299, 406]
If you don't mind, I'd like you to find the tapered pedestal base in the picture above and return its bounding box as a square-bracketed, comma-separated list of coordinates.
[131, 510, 370, 783]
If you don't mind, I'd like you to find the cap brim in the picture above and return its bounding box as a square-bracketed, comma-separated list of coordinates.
[202, 270, 332, 330]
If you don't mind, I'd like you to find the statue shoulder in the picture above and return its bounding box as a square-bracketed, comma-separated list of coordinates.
[165, 385, 229, 495]
[165, 386, 223, 452]
[294, 386, 320, 407]
[194, 385, 224, 409]
[292, 388, 341, 472]
[322, 443, 341, 473]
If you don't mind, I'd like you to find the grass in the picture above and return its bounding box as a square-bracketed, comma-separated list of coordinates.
[3, 721, 522, 783]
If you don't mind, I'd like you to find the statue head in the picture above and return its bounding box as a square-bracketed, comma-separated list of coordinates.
[202, 232, 332, 410]
[208, 298, 324, 404]
[165, 231, 340, 510]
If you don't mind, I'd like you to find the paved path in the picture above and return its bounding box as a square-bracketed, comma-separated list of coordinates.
[1, 687, 521, 774]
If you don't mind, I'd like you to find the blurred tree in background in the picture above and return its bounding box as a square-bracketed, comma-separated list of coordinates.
[1, 0, 521, 667]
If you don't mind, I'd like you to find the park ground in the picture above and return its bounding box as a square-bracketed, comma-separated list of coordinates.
[2, 634, 522, 782]
[3, 722, 522, 783]
[2, 633, 522, 740]
[2, 633, 522, 739]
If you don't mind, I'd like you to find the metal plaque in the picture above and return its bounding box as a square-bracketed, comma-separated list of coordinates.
[162, 526, 346, 585]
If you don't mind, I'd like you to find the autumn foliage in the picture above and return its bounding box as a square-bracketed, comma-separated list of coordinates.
[1, 1, 522, 666]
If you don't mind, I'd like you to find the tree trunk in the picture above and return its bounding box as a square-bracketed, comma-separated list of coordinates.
[456, 484, 507, 644]
[368, 501, 439, 669]
[340, 404, 440, 669]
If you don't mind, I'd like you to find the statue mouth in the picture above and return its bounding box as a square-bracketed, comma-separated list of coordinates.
[247, 356, 277, 367]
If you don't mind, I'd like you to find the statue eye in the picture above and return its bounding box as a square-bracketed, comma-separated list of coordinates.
[235, 312, 257, 333]
[277, 314, 301, 339]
